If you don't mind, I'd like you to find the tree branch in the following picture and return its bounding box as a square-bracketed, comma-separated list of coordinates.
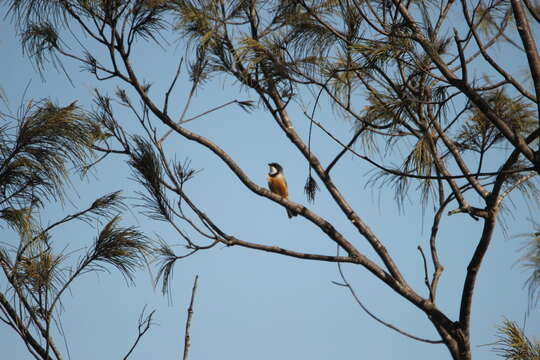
[335, 251, 443, 344]
[182, 275, 198, 360]
[123, 307, 155, 360]
[510, 0, 540, 138]
[0, 292, 54, 360]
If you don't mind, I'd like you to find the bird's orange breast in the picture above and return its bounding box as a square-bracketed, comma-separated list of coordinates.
[268, 174, 288, 198]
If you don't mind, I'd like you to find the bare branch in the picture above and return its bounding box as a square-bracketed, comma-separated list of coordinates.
[417, 246, 432, 301]
[510, 0, 540, 125]
[182, 275, 198, 360]
[335, 250, 443, 344]
[123, 307, 156, 360]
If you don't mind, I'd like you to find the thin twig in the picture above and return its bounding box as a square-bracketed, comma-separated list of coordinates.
[498, 173, 537, 203]
[159, 100, 246, 144]
[308, 114, 533, 180]
[123, 307, 155, 360]
[334, 250, 443, 344]
[325, 125, 366, 175]
[164, 58, 184, 116]
[417, 246, 433, 301]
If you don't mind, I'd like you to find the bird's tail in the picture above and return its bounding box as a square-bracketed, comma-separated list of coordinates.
[286, 207, 298, 219]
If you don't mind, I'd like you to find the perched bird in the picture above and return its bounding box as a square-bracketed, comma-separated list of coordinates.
[267, 162, 297, 218]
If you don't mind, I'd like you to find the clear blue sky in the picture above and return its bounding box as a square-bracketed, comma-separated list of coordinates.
[1, 8, 539, 360]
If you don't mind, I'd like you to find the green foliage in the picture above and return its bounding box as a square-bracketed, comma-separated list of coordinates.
[0, 207, 34, 241]
[21, 22, 58, 57]
[129, 136, 172, 222]
[89, 216, 150, 283]
[0, 94, 151, 357]
[493, 319, 540, 360]
[405, 132, 436, 179]
[153, 238, 177, 295]
[280, 3, 338, 60]
[174, 0, 217, 46]
[458, 90, 536, 152]
[15, 250, 63, 293]
[475, 2, 513, 37]
[0, 100, 98, 209]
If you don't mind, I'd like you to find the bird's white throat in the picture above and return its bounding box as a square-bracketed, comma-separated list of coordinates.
[269, 165, 279, 176]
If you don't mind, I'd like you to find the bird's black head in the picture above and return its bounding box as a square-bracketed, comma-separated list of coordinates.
[268, 162, 283, 175]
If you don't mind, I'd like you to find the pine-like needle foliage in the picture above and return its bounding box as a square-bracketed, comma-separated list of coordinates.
[154, 238, 177, 295]
[15, 250, 63, 294]
[0, 99, 102, 276]
[458, 90, 536, 152]
[0, 95, 150, 358]
[0, 99, 99, 210]
[493, 319, 540, 360]
[129, 136, 172, 222]
[88, 216, 150, 283]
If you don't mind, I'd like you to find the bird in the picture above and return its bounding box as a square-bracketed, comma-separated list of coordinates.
[267, 162, 297, 218]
